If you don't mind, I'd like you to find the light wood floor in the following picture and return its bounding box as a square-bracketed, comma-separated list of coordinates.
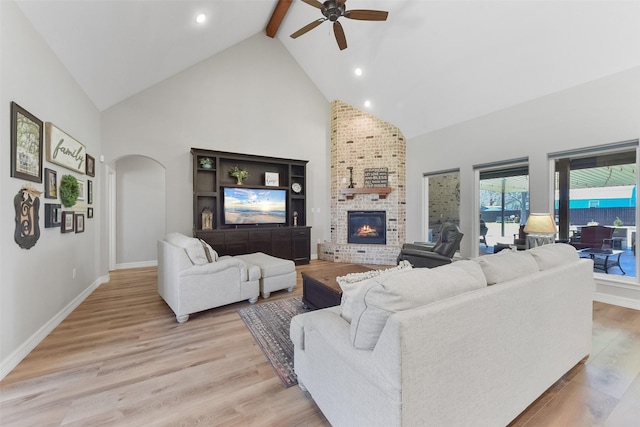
[1, 260, 639, 426]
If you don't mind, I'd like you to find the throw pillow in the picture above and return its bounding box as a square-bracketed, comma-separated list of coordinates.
[337, 261, 413, 323]
[199, 239, 219, 262]
[474, 250, 539, 285]
[349, 260, 487, 350]
[164, 232, 209, 265]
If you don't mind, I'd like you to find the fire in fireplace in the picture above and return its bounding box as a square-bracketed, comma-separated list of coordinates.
[348, 211, 386, 245]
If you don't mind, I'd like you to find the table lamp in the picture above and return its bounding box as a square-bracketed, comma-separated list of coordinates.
[523, 213, 556, 249]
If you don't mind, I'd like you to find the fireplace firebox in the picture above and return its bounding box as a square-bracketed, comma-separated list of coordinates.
[348, 211, 386, 245]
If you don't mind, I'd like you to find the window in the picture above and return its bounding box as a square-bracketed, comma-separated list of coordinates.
[553, 144, 637, 278]
[476, 162, 529, 255]
[423, 170, 460, 244]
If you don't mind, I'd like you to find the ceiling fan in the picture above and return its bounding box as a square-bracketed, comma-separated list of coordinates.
[290, 0, 388, 50]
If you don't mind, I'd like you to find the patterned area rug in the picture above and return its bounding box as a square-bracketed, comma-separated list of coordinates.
[238, 297, 309, 388]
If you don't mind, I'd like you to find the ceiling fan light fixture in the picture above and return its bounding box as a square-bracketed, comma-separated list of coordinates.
[291, 0, 388, 50]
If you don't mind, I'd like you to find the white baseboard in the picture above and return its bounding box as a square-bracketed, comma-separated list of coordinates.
[0, 274, 109, 381]
[593, 292, 640, 310]
[115, 260, 157, 270]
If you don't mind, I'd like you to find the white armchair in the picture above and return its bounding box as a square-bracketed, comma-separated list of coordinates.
[157, 233, 260, 323]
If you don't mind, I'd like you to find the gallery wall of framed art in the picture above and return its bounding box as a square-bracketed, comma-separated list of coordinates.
[9, 100, 98, 241]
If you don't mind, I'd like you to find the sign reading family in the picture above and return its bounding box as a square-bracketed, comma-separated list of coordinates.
[45, 123, 86, 174]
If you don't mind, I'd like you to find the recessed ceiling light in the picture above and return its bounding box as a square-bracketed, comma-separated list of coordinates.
[364, 100, 371, 108]
[196, 13, 207, 24]
[354, 68, 363, 76]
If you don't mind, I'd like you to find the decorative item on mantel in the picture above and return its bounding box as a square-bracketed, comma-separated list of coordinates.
[14, 184, 41, 249]
[230, 166, 249, 185]
[199, 157, 214, 169]
[341, 166, 392, 200]
[364, 167, 388, 188]
[201, 207, 213, 230]
[346, 166, 355, 188]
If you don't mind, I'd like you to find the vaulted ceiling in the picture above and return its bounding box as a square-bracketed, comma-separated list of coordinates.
[15, 0, 640, 139]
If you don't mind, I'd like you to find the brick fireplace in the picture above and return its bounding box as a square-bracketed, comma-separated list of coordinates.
[319, 100, 406, 265]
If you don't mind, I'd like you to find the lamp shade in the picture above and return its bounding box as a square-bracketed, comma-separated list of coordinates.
[523, 213, 556, 235]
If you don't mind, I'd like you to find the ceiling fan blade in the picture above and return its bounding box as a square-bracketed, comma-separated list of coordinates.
[333, 21, 347, 50]
[344, 9, 389, 21]
[302, 0, 324, 9]
[290, 18, 326, 38]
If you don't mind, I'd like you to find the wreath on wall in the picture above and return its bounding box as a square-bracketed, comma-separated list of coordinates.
[60, 174, 79, 207]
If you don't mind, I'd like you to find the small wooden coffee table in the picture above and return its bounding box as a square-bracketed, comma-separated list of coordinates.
[302, 264, 374, 310]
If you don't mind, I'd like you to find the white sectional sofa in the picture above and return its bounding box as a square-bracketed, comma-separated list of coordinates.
[290, 244, 594, 426]
[157, 233, 261, 323]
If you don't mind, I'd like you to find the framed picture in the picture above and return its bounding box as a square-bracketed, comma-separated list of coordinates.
[87, 207, 94, 219]
[77, 180, 85, 201]
[45, 122, 86, 173]
[44, 168, 57, 199]
[265, 172, 279, 187]
[44, 203, 62, 228]
[61, 211, 74, 233]
[75, 213, 85, 233]
[10, 102, 43, 183]
[86, 154, 95, 177]
[87, 180, 93, 204]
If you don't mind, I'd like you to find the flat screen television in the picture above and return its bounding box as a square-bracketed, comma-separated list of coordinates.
[222, 187, 287, 225]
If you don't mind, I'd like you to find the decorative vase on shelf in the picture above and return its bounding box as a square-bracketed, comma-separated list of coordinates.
[199, 158, 213, 169]
[230, 166, 249, 185]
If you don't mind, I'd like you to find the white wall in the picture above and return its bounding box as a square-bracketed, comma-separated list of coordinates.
[101, 33, 330, 257]
[406, 67, 640, 305]
[115, 156, 165, 266]
[0, 1, 103, 377]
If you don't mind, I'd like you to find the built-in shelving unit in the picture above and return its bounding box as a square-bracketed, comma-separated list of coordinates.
[191, 148, 310, 264]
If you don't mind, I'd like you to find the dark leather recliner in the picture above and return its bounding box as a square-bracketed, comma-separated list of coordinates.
[397, 223, 464, 268]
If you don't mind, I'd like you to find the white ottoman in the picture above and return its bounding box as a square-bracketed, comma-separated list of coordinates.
[235, 252, 297, 298]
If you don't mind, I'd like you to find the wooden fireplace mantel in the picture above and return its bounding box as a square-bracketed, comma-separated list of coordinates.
[340, 187, 392, 200]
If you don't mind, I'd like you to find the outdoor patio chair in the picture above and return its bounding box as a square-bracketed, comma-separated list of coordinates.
[569, 225, 614, 250]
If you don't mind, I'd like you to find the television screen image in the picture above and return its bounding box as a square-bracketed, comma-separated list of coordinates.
[223, 187, 286, 225]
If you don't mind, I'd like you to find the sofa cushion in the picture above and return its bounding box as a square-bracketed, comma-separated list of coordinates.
[165, 232, 209, 265]
[474, 250, 539, 285]
[337, 261, 413, 323]
[349, 260, 487, 350]
[529, 243, 579, 270]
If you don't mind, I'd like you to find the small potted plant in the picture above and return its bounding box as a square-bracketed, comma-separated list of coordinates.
[230, 166, 249, 185]
[199, 157, 213, 169]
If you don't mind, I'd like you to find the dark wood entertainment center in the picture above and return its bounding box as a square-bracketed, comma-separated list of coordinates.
[191, 148, 311, 264]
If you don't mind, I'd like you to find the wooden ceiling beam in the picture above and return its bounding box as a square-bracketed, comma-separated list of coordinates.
[266, 0, 293, 38]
